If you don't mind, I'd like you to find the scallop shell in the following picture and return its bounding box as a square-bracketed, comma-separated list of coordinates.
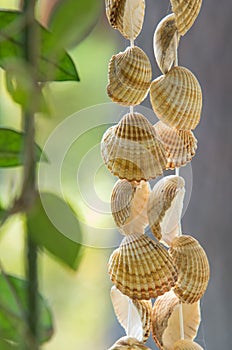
[110, 286, 152, 342]
[105, 0, 145, 40]
[151, 290, 201, 350]
[147, 175, 185, 245]
[107, 46, 152, 106]
[101, 112, 167, 182]
[108, 336, 152, 350]
[169, 235, 210, 303]
[108, 233, 177, 300]
[154, 121, 198, 169]
[150, 66, 202, 130]
[173, 339, 204, 350]
[111, 180, 150, 235]
[153, 13, 180, 74]
[170, 0, 203, 36]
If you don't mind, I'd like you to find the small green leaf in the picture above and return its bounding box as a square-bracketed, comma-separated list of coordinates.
[0, 10, 79, 82]
[49, 0, 102, 49]
[27, 193, 83, 270]
[0, 128, 47, 168]
[0, 274, 53, 344]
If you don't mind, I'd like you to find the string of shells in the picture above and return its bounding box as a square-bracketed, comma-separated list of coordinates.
[103, 1, 209, 349]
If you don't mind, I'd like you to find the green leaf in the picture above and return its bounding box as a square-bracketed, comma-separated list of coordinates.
[27, 193, 83, 270]
[0, 339, 17, 350]
[0, 128, 47, 168]
[0, 10, 79, 82]
[49, 0, 102, 50]
[0, 274, 53, 344]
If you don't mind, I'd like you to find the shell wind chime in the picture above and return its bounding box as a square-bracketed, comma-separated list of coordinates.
[102, 0, 209, 349]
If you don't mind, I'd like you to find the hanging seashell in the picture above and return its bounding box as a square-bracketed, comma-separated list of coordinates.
[107, 46, 152, 106]
[110, 286, 152, 342]
[108, 336, 152, 350]
[154, 121, 198, 169]
[101, 112, 167, 182]
[150, 66, 202, 130]
[153, 13, 180, 74]
[147, 175, 185, 245]
[111, 180, 150, 235]
[105, 0, 145, 40]
[173, 339, 204, 350]
[170, 0, 203, 36]
[169, 235, 210, 303]
[108, 233, 177, 300]
[151, 290, 201, 350]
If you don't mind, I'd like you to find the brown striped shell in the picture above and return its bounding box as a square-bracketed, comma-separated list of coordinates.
[108, 233, 177, 300]
[111, 180, 150, 235]
[105, 0, 145, 40]
[108, 336, 152, 350]
[147, 175, 185, 245]
[169, 235, 210, 303]
[107, 46, 152, 106]
[110, 286, 152, 342]
[150, 66, 202, 130]
[151, 290, 201, 350]
[170, 0, 203, 36]
[101, 113, 167, 182]
[154, 121, 198, 169]
[173, 339, 204, 350]
[153, 13, 180, 74]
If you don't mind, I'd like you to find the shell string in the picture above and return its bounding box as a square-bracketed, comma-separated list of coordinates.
[174, 33, 179, 67]
[130, 105, 134, 114]
[127, 298, 133, 336]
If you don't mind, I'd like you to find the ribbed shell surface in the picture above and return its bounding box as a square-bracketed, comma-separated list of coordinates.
[173, 339, 204, 350]
[150, 66, 202, 130]
[108, 336, 152, 350]
[107, 46, 152, 106]
[169, 235, 210, 303]
[154, 121, 198, 169]
[108, 233, 177, 300]
[101, 113, 167, 182]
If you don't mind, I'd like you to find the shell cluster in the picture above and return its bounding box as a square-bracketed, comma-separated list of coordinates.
[104, 1, 208, 350]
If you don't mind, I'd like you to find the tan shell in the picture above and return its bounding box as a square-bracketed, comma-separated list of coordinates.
[111, 180, 150, 235]
[151, 290, 201, 350]
[153, 13, 180, 74]
[173, 339, 204, 350]
[147, 175, 185, 245]
[169, 235, 210, 303]
[150, 66, 202, 130]
[154, 121, 198, 169]
[170, 0, 203, 36]
[101, 112, 167, 182]
[108, 336, 152, 350]
[108, 233, 177, 300]
[105, 0, 145, 40]
[110, 286, 152, 342]
[107, 46, 152, 106]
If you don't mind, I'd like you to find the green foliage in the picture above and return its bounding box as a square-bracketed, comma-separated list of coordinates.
[49, 0, 102, 49]
[0, 274, 53, 344]
[0, 339, 17, 350]
[0, 128, 46, 167]
[27, 193, 83, 270]
[0, 10, 79, 82]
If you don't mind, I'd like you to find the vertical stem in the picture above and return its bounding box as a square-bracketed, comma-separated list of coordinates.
[21, 0, 39, 349]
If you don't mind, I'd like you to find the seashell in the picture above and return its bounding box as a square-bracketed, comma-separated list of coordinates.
[101, 112, 167, 182]
[107, 46, 152, 106]
[105, 0, 145, 40]
[150, 66, 202, 130]
[153, 13, 180, 74]
[108, 233, 177, 300]
[154, 121, 198, 169]
[111, 180, 150, 235]
[110, 286, 152, 342]
[169, 235, 210, 303]
[147, 175, 185, 245]
[173, 339, 204, 350]
[151, 290, 201, 350]
[170, 0, 203, 36]
[108, 336, 152, 350]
